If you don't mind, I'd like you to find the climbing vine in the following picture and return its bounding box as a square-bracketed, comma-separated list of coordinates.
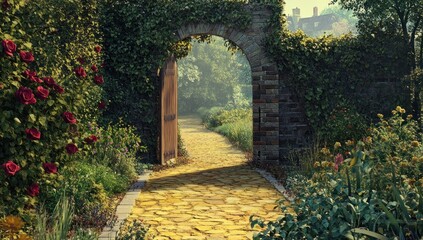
[101, 0, 411, 157]
[100, 0, 259, 161]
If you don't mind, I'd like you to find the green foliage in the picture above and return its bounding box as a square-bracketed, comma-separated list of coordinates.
[82, 121, 144, 180]
[178, 37, 251, 114]
[332, 0, 423, 69]
[116, 219, 150, 240]
[252, 107, 423, 239]
[267, 28, 410, 144]
[319, 102, 368, 144]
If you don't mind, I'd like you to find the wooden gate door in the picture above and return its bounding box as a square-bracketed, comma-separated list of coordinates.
[160, 56, 178, 165]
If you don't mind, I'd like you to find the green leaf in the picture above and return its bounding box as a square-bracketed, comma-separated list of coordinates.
[14, 118, 21, 124]
[28, 114, 36, 123]
[348, 228, 388, 240]
[38, 116, 47, 127]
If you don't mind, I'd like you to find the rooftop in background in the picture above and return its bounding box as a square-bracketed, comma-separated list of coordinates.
[284, 0, 333, 18]
[287, 6, 340, 36]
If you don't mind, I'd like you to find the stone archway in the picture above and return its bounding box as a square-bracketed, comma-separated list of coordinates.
[175, 8, 279, 162]
[175, 6, 309, 163]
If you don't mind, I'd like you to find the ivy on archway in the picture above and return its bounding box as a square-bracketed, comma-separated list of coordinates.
[100, 0, 283, 161]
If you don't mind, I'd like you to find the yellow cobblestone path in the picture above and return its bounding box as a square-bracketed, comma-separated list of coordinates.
[129, 116, 283, 239]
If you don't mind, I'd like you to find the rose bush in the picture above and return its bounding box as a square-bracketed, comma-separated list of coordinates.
[0, 0, 107, 224]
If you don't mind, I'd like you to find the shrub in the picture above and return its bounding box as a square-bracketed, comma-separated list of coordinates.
[318, 102, 368, 145]
[252, 107, 423, 239]
[82, 120, 144, 180]
[116, 219, 150, 240]
[39, 162, 119, 231]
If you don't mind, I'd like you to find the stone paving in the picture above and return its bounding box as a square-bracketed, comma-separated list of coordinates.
[128, 116, 285, 239]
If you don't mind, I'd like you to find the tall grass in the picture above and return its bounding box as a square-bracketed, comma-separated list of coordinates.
[34, 194, 97, 240]
[198, 107, 252, 152]
[215, 118, 252, 151]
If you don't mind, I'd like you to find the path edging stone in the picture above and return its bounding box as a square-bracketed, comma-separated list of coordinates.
[254, 168, 294, 201]
[99, 171, 152, 239]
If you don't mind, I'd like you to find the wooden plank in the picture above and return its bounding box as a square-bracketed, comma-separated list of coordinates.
[160, 56, 178, 165]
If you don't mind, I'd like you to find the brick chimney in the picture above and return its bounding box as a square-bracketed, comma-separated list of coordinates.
[313, 7, 318, 17]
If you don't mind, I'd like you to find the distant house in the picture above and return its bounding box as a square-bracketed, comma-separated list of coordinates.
[287, 7, 339, 36]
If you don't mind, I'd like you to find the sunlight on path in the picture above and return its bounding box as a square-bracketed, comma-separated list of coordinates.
[128, 116, 283, 239]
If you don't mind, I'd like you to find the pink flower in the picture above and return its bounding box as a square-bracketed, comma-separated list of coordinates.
[2, 160, 20, 176]
[334, 153, 344, 171]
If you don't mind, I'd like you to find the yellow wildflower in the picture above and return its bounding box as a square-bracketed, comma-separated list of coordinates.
[345, 140, 354, 146]
[0, 215, 24, 233]
[17, 232, 33, 240]
[350, 158, 357, 166]
[392, 110, 397, 115]
[313, 162, 321, 168]
[407, 114, 413, 120]
[395, 106, 405, 114]
[412, 156, 419, 162]
[320, 147, 330, 155]
[377, 113, 384, 119]
[334, 142, 341, 149]
[399, 162, 409, 168]
[411, 141, 420, 147]
[365, 136, 372, 144]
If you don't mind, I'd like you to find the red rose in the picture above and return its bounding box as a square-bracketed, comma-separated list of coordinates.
[91, 65, 98, 72]
[43, 162, 58, 174]
[65, 143, 78, 154]
[53, 84, 64, 94]
[2, 39, 16, 57]
[94, 45, 101, 53]
[62, 111, 77, 124]
[23, 70, 43, 83]
[42, 77, 56, 88]
[2, 160, 20, 176]
[74, 66, 87, 78]
[94, 75, 104, 85]
[19, 50, 34, 64]
[25, 127, 41, 140]
[35, 86, 49, 100]
[27, 183, 40, 197]
[77, 57, 85, 64]
[15, 86, 36, 105]
[84, 135, 98, 144]
[98, 100, 106, 110]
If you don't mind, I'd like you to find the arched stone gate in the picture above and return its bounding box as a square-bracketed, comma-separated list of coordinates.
[174, 5, 309, 163]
